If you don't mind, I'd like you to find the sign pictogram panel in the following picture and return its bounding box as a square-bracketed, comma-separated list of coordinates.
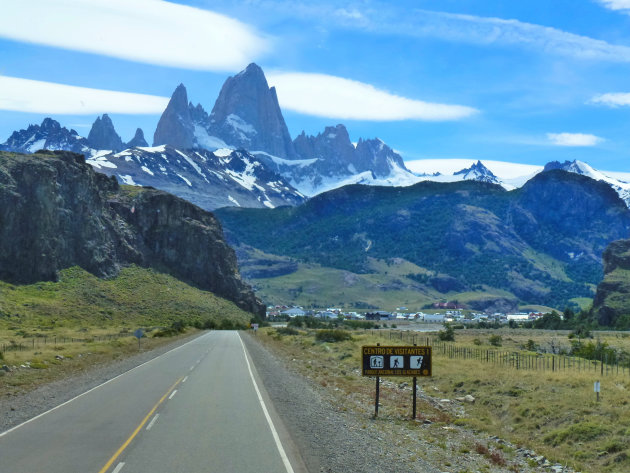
[362, 346, 432, 377]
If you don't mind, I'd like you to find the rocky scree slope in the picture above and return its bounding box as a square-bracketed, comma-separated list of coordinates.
[0, 150, 264, 316]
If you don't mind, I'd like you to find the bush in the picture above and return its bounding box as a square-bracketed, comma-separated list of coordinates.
[315, 329, 352, 343]
[438, 323, 455, 341]
[275, 327, 299, 336]
[489, 334, 502, 347]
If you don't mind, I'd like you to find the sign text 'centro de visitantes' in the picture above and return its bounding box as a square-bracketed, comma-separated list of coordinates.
[362, 346, 432, 377]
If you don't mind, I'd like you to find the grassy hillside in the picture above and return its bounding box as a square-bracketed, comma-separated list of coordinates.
[0, 265, 252, 331]
[0, 265, 253, 397]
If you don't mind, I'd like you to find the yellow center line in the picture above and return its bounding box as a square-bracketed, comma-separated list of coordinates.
[97, 376, 184, 473]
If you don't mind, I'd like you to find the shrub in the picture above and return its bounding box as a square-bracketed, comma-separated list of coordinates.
[438, 323, 455, 341]
[275, 327, 299, 336]
[315, 329, 352, 343]
[489, 334, 502, 347]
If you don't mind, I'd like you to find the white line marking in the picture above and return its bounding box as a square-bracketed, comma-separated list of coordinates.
[238, 333, 295, 473]
[112, 462, 125, 473]
[0, 332, 213, 438]
[168, 390, 178, 400]
[182, 376, 189, 383]
[189, 365, 195, 371]
[146, 414, 160, 431]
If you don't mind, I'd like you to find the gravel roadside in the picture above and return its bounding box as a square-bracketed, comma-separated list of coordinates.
[242, 332, 442, 473]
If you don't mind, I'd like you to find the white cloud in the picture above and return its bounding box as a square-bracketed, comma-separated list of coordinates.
[0, 76, 169, 114]
[0, 0, 268, 71]
[597, 0, 630, 11]
[546, 132, 603, 147]
[591, 92, 630, 107]
[266, 72, 477, 121]
[256, 1, 630, 63]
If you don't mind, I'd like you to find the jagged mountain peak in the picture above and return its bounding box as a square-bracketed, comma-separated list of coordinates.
[0, 118, 90, 154]
[126, 128, 148, 148]
[87, 114, 124, 152]
[454, 160, 499, 184]
[208, 63, 296, 159]
[153, 83, 194, 149]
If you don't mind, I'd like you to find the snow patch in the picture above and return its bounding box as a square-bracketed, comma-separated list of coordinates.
[138, 145, 166, 153]
[87, 156, 118, 169]
[214, 148, 234, 158]
[194, 125, 229, 150]
[141, 166, 154, 176]
[228, 195, 241, 206]
[27, 139, 46, 153]
[176, 173, 192, 187]
[119, 174, 137, 186]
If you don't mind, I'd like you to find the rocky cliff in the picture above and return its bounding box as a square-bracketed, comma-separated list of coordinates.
[0, 150, 264, 316]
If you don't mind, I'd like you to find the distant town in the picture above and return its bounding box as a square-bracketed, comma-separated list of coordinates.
[266, 306, 547, 325]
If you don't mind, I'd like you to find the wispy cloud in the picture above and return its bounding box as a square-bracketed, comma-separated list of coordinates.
[591, 92, 630, 107]
[266, 72, 477, 121]
[547, 132, 603, 147]
[0, 0, 268, 71]
[597, 0, 630, 12]
[0, 76, 169, 114]
[253, 1, 630, 63]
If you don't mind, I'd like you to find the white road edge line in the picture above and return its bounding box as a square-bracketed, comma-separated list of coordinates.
[238, 333, 295, 473]
[168, 390, 178, 400]
[0, 332, 213, 438]
[182, 376, 189, 383]
[112, 462, 125, 473]
[146, 414, 160, 431]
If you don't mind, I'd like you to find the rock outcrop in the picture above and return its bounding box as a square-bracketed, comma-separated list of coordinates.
[87, 114, 124, 152]
[0, 150, 264, 316]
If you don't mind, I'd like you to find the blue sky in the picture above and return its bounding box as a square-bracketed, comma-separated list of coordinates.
[2, 0, 630, 171]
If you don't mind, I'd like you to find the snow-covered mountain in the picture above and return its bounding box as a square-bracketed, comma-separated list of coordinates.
[4, 62, 630, 210]
[407, 158, 630, 207]
[87, 145, 305, 210]
[544, 160, 630, 206]
[453, 160, 500, 184]
[0, 116, 146, 156]
[0, 118, 93, 155]
[150, 64, 419, 196]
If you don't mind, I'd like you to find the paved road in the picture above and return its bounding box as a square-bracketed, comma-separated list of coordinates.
[0, 331, 300, 473]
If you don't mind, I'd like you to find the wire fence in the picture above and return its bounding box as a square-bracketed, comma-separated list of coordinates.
[1, 333, 127, 353]
[366, 328, 629, 377]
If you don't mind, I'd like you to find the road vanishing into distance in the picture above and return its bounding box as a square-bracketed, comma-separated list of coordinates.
[0, 331, 302, 473]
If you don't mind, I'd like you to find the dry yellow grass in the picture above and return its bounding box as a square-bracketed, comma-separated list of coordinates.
[260, 325, 630, 472]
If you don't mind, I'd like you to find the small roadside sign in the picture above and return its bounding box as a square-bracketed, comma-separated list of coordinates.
[134, 329, 144, 349]
[362, 346, 431, 377]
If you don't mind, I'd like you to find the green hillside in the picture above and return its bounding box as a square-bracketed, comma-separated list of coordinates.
[217, 172, 630, 310]
[0, 265, 252, 331]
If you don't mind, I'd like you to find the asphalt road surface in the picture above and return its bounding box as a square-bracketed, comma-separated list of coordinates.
[0, 331, 302, 473]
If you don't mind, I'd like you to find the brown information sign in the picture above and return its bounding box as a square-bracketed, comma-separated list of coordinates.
[362, 345, 432, 377]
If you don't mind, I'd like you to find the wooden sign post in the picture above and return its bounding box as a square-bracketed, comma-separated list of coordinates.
[362, 344, 432, 418]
